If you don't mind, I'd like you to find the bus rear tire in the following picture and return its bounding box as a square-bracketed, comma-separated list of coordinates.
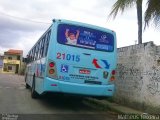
[26, 83, 30, 89]
[31, 77, 39, 99]
[25, 74, 30, 89]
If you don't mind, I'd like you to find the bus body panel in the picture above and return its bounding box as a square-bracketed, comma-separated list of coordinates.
[54, 44, 116, 85]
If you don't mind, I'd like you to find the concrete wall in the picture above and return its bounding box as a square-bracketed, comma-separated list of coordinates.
[115, 41, 160, 113]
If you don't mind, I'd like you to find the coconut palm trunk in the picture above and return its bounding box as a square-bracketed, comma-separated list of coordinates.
[136, 0, 142, 44]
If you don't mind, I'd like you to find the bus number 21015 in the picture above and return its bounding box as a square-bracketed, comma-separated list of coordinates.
[56, 53, 80, 62]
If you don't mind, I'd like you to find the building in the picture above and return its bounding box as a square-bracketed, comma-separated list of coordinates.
[0, 55, 4, 73]
[3, 49, 23, 74]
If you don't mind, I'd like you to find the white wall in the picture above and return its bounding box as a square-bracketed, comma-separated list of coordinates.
[115, 42, 160, 113]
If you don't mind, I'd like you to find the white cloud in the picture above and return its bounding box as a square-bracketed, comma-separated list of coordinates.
[0, 0, 159, 56]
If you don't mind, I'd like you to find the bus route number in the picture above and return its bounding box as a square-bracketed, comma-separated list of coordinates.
[57, 53, 80, 62]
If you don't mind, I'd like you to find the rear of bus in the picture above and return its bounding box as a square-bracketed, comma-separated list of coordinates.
[45, 19, 117, 97]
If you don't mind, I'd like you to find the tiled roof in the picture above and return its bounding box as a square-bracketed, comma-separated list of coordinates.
[5, 49, 23, 55]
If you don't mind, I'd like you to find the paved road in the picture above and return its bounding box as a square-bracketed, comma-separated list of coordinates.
[0, 73, 117, 120]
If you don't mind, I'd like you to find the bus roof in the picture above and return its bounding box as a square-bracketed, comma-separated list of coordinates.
[52, 19, 116, 34]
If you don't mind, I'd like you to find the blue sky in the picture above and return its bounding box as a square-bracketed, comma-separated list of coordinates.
[0, 0, 159, 56]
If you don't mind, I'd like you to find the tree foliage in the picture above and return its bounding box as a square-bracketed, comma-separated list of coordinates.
[144, 0, 160, 29]
[109, 0, 160, 29]
[109, 0, 160, 44]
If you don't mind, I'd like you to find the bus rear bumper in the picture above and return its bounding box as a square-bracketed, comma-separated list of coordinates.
[44, 78, 115, 97]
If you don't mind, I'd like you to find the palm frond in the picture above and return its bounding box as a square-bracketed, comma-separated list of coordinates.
[109, 0, 137, 19]
[144, 0, 160, 29]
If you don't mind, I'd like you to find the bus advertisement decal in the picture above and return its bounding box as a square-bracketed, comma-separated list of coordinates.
[101, 60, 110, 69]
[92, 59, 110, 69]
[92, 59, 101, 68]
[36, 64, 45, 77]
[57, 24, 114, 52]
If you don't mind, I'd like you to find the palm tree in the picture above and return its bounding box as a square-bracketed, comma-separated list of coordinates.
[109, 0, 160, 44]
[144, 0, 160, 29]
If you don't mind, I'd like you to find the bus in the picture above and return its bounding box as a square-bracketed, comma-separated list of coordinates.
[25, 19, 117, 99]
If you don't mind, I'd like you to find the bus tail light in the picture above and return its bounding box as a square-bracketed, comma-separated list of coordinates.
[49, 62, 55, 67]
[47, 60, 57, 79]
[110, 70, 116, 82]
[112, 70, 116, 75]
[49, 69, 55, 74]
[110, 76, 115, 81]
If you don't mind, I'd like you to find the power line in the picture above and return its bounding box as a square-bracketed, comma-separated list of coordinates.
[0, 11, 51, 24]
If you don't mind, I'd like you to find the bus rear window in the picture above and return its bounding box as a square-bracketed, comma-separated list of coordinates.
[57, 24, 114, 52]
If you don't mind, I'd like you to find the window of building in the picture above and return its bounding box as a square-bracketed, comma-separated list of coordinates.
[8, 66, 12, 70]
[17, 56, 20, 60]
[8, 56, 12, 60]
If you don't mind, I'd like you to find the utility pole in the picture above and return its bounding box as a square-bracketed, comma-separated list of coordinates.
[135, 40, 137, 45]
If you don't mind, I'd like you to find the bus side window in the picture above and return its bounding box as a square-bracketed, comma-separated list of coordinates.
[31, 49, 34, 61]
[44, 30, 51, 56]
[38, 40, 42, 59]
[41, 37, 45, 58]
[33, 47, 36, 61]
[27, 51, 31, 63]
[39, 39, 42, 58]
[37, 41, 41, 59]
[35, 44, 38, 60]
